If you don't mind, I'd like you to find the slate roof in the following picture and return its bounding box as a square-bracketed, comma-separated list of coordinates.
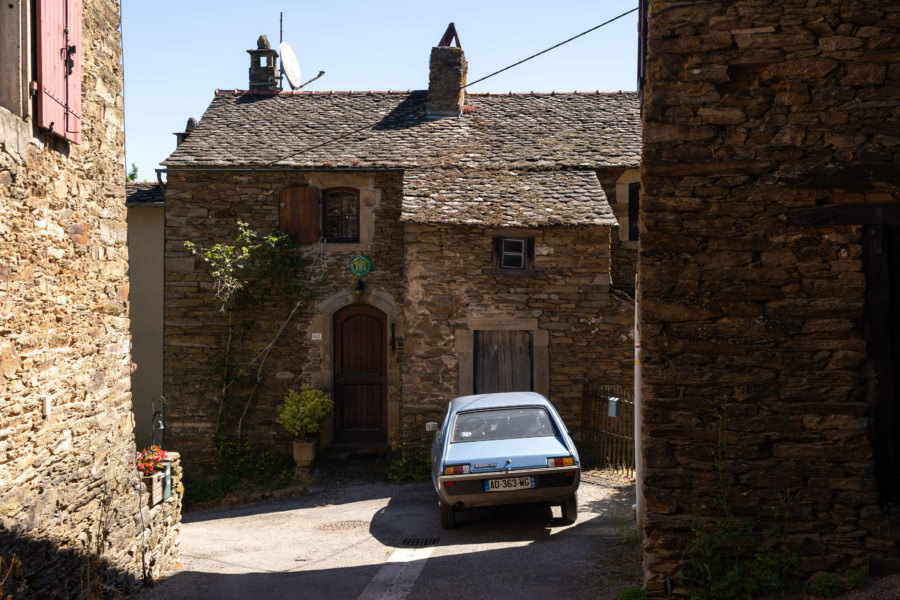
[401, 169, 615, 227]
[125, 182, 164, 206]
[163, 90, 640, 170]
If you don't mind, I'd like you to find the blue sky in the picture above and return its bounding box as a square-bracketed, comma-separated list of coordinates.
[121, 1, 639, 180]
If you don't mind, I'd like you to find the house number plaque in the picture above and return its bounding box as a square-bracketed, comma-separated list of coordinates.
[349, 253, 372, 278]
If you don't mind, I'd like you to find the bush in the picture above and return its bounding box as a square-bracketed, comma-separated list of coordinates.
[614, 588, 649, 600]
[845, 565, 867, 590]
[276, 386, 333, 441]
[808, 573, 842, 598]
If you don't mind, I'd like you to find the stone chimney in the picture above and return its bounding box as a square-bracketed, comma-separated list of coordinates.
[174, 117, 197, 147]
[426, 23, 467, 118]
[248, 35, 278, 91]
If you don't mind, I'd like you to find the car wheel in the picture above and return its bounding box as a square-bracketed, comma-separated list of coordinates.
[440, 500, 456, 529]
[561, 492, 578, 524]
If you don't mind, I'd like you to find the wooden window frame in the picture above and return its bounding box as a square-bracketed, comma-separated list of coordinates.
[485, 236, 541, 276]
[322, 187, 360, 243]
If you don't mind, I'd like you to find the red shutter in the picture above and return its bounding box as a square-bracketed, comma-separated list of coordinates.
[36, 0, 82, 143]
[279, 186, 320, 244]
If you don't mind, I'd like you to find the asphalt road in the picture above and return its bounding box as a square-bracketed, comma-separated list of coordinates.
[134, 465, 642, 600]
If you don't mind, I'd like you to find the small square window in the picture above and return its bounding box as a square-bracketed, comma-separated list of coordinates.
[500, 238, 526, 269]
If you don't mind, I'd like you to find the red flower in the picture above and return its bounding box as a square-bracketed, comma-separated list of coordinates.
[136, 445, 168, 475]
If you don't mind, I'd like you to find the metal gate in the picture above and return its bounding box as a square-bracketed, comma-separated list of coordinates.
[579, 384, 635, 478]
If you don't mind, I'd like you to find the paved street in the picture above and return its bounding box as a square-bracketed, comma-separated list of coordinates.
[135, 466, 641, 600]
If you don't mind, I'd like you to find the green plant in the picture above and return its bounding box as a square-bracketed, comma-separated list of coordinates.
[845, 564, 867, 590]
[613, 588, 649, 600]
[126, 162, 138, 182]
[276, 386, 333, 441]
[675, 399, 800, 599]
[808, 573, 842, 598]
[387, 439, 431, 483]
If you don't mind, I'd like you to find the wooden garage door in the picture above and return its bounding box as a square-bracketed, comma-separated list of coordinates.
[333, 304, 387, 444]
[474, 330, 533, 394]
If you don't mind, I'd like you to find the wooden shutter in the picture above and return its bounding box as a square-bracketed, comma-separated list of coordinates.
[36, 0, 81, 143]
[279, 186, 320, 244]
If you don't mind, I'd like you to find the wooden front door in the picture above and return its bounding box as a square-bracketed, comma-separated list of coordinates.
[474, 330, 534, 394]
[333, 304, 387, 444]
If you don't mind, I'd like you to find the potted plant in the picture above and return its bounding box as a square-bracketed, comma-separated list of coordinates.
[276, 386, 333, 467]
[136, 445, 168, 506]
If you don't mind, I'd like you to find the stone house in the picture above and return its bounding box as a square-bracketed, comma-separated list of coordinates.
[638, 0, 900, 594]
[0, 1, 179, 595]
[161, 31, 641, 463]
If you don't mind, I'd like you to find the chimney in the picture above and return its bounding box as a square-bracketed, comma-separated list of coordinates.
[247, 35, 279, 91]
[426, 23, 467, 118]
[174, 117, 197, 147]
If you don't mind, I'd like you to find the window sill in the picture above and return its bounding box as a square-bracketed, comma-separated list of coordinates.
[482, 268, 545, 277]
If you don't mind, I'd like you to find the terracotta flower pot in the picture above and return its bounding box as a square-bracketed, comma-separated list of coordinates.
[292, 439, 317, 468]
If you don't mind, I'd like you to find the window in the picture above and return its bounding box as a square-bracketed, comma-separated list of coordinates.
[628, 182, 640, 241]
[322, 188, 360, 243]
[490, 236, 536, 273]
[451, 407, 557, 443]
[500, 238, 526, 269]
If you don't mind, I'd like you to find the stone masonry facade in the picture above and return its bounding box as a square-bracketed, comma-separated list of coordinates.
[639, 0, 900, 594]
[164, 170, 406, 462]
[0, 1, 180, 595]
[164, 168, 635, 461]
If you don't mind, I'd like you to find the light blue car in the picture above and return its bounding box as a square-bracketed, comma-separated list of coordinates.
[426, 392, 581, 529]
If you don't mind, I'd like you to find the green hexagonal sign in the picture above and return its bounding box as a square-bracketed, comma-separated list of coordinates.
[349, 253, 372, 278]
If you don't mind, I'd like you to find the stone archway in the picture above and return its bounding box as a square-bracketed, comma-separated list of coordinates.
[313, 289, 401, 448]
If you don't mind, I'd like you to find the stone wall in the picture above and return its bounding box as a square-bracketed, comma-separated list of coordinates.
[0, 1, 179, 595]
[401, 223, 634, 441]
[163, 170, 406, 463]
[141, 453, 183, 582]
[640, 0, 900, 594]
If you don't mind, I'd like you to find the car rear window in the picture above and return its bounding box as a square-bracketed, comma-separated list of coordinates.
[450, 407, 559, 443]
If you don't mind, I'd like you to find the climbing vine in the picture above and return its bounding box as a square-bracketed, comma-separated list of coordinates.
[184, 221, 326, 442]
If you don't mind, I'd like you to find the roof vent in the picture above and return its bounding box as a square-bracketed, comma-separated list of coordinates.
[248, 35, 279, 91]
[426, 23, 467, 119]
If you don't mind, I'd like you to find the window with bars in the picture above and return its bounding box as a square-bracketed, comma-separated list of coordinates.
[323, 188, 360, 243]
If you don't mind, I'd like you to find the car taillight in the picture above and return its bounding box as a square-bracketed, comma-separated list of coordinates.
[547, 457, 574, 467]
[444, 464, 470, 475]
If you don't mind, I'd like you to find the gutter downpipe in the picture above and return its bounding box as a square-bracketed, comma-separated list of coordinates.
[634, 272, 644, 531]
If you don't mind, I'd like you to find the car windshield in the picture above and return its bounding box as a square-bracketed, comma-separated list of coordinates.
[450, 407, 559, 443]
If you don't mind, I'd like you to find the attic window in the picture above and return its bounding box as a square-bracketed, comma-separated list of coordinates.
[501, 238, 526, 269]
[323, 188, 360, 243]
[485, 236, 540, 276]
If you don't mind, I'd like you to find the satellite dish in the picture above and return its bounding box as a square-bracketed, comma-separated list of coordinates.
[279, 41, 302, 90]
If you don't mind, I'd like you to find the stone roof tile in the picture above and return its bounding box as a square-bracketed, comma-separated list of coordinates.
[163, 90, 640, 170]
[402, 169, 615, 227]
[125, 182, 164, 205]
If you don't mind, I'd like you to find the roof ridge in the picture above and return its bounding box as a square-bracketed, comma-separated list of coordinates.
[211, 89, 637, 97]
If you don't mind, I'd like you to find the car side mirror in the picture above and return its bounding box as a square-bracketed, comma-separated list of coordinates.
[425, 422, 438, 433]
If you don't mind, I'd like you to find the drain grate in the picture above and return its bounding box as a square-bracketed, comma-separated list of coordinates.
[401, 537, 440, 547]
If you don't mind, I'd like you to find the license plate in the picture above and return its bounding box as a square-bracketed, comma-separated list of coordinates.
[483, 476, 536, 492]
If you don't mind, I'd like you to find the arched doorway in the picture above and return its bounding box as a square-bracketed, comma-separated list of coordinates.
[333, 304, 387, 444]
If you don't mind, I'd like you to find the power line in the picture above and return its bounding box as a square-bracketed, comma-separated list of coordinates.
[159, 7, 638, 202]
[465, 7, 639, 90]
